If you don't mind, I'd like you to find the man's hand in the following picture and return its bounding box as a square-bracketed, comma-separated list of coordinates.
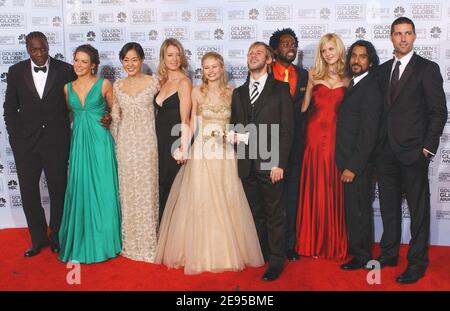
[270, 167, 284, 184]
[100, 112, 112, 128]
[341, 169, 356, 183]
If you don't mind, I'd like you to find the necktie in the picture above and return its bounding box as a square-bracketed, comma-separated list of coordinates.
[390, 60, 401, 101]
[348, 78, 354, 89]
[284, 69, 289, 82]
[34, 66, 47, 73]
[250, 81, 260, 105]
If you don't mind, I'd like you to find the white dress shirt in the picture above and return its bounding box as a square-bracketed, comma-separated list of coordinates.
[31, 58, 50, 99]
[249, 72, 268, 101]
[352, 71, 369, 86]
[390, 49, 414, 80]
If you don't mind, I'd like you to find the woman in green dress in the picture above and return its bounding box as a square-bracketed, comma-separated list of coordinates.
[58, 44, 122, 263]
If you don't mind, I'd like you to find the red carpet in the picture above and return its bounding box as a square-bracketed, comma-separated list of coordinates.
[1, 228, 449, 291]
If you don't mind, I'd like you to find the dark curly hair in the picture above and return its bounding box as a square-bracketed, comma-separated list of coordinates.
[73, 44, 100, 75]
[345, 40, 379, 76]
[269, 28, 299, 52]
[26, 31, 48, 47]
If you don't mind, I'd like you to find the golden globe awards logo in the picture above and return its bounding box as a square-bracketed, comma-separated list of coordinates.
[164, 27, 189, 41]
[229, 25, 257, 41]
[7, 161, 16, 175]
[441, 149, 450, 164]
[414, 45, 439, 61]
[263, 6, 292, 22]
[100, 66, 122, 82]
[371, 24, 391, 40]
[196, 46, 222, 60]
[131, 9, 157, 25]
[0, 13, 26, 28]
[438, 187, 450, 203]
[10, 195, 22, 208]
[335, 4, 365, 21]
[44, 31, 62, 45]
[100, 28, 125, 42]
[230, 65, 248, 81]
[1, 51, 27, 66]
[68, 11, 94, 26]
[299, 25, 328, 40]
[196, 7, 223, 23]
[143, 47, 157, 62]
[411, 4, 441, 20]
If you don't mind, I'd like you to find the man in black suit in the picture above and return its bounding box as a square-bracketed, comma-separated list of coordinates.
[269, 28, 308, 261]
[3, 32, 76, 257]
[335, 40, 382, 271]
[230, 41, 293, 281]
[375, 17, 447, 284]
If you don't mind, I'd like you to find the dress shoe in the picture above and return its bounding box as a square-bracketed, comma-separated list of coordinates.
[340, 258, 368, 271]
[23, 244, 48, 257]
[50, 242, 60, 253]
[375, 256, 398, 268]
[286, 249, 300, 261]
[262, 266, 283, 281]
[396, 269, 424, 284]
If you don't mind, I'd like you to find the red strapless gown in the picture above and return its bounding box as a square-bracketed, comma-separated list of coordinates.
[296, 84, 348, 259]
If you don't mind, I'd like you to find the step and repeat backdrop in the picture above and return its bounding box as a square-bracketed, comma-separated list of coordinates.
[0, 0, 449, 245]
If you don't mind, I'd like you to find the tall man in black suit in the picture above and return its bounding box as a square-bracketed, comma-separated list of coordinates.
[375, 17, 447, 284]
[269, 28, 308, 261]
[230, 42, 293, 281]
[335, 40, 382, 271]
[3, 32, 76, 257]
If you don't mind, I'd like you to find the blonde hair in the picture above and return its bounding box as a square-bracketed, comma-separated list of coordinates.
[313, 33, 346, 80]
[200, 52, 230, 99]
[157, 38, 188, 85]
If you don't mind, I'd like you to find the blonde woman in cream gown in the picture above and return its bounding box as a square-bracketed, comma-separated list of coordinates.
[155, 52, 264, 275]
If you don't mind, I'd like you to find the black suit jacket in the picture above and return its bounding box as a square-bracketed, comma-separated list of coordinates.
[230, 74, 294, 179]
[3, 57, 76, 151]
[289, 65, 309, 164]
[335, 72, 383, 175]
[376, 53, 447, 165]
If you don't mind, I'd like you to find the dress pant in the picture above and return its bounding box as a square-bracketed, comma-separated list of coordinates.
[283, 162, 301, 252]
[343, 163, 375, 262]
[12, 134, 69, 247]
[375, 141, 430, 273]
[242, 161, 286, 269]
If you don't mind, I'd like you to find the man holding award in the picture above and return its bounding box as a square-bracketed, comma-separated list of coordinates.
[230, 42, 294, 281]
